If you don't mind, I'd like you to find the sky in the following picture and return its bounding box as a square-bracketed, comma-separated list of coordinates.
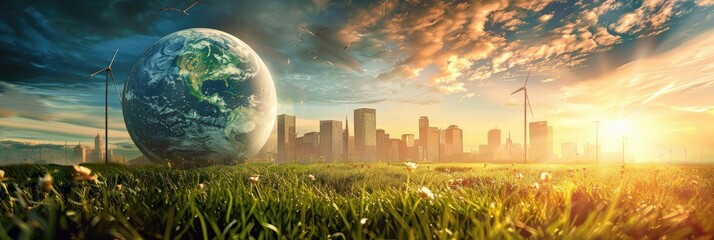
[1, 0, 713, 163]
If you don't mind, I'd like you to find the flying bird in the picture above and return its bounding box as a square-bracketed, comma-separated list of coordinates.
[324, 61, 334, 66]
[300, 26, 329, 36]
[311, 55, 318, 60]
[343, 41, 358, 50]
[287, 57, 291, 65]
[159, 0, 201, 15]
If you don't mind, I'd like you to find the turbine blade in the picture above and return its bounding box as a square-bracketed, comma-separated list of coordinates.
[523, 70, 530, 87]
[108, 49, 118, 68]
[526, 92, 534, 119]
[510, 87, 525, 95]
[87, 68, 108, 78]
[109, 70, 123, 105]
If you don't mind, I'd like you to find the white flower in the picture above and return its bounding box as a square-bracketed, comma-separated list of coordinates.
[38, 173, 54, 192]
[417, 186, 434, 200]
[198, 183, 205, 190]
[360, 218, 368, 225]
[307, 174, 316, 181]
[249, 175, 260, 184]
[73, 165, 97, 182]
[532, 182, 541, 190]
[404, 162, 418, 172]
[539, 172, 552, 183]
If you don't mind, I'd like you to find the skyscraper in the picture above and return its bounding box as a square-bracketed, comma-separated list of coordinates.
[73, 142, 86, 163]
[427, 127, 439, 161]
[320, 120, 343, 162]
[302, 132, 320, 162]
[445, 125, 463, 160]
[419, 116, 429, 158]
[354, 108, 377, 162]
[529, 121, 553, 162]
[376, 129, 386, 161]
[488, 128, 501, 148]
[93, 132, 105, 163]
[277, 114, 296, 163]
[401, 134, 415, 161]
[343, 116, 350, 161]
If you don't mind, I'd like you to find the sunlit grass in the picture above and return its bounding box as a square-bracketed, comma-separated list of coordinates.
[0, 163, 712, 239]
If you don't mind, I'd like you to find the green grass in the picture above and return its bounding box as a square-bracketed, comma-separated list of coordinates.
[0, 163, 712, 239]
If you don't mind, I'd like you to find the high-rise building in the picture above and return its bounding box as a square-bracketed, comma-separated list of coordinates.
[277, 114, 296, 163]
[427, 127, 439, 161]
[343, 117, 350, 161]
[387, 138, 402, 162]
[401, 134, 415, 161]
[73, 142, 86, 163]
[320, 120, 343, 162]
[488, 128, 501, 148]
[354, 108, 377, 162]
[419, 116, 429, 158]
[376, 129, 386, 161]
[561, 142, 578, 163]
[444, 125, 463, 160]
[529, 121, 553, 162]
[93, 132, 105, 163]
[302, 132, 320, 162]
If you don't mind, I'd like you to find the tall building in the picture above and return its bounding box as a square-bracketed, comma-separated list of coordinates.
[301, 132, 320, 162]
[427, 127, 439, 161]
[562, 142, 578, 163]
[277, 114, 296, 163]
[387, 138, 402, 162]
[320, 120, 343, 162]
[488, 128, 501, 148]
[444, 125, 463, 160]
[529, 121, 553, 162]
[92, 132, 105, 163]
[72, 142, 87, 163]
[376, 129, 387, 161]
[419, 116, 429, 158]
[401, 134, 416, 161]
[354, 108, 377, 162]
[343, 116, 350, 161]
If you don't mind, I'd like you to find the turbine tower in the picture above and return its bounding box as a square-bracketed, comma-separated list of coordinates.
[510, 71, 534, 163]
[87, 49, 123, 164]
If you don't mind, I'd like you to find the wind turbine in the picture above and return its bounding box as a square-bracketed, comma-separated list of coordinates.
[510, 71, 534, 163]
[87, 49, 123, 164]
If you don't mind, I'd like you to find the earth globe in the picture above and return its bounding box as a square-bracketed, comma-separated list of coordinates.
[122, 28, 276, 167]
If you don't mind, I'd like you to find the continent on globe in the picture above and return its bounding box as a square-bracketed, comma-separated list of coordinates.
[123, 28, 277, 166]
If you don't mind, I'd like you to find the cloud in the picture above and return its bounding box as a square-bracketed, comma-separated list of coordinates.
[539, 14, 554, 23]
[541, 78, 555, 83]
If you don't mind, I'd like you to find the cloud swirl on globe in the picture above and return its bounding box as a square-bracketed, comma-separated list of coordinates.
[123, 28, 276, 166]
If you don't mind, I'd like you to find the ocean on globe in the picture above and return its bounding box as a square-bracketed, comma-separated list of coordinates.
[122, 28, 276, 166]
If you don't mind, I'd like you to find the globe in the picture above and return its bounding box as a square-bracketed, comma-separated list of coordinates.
[122, 28, 276, 166]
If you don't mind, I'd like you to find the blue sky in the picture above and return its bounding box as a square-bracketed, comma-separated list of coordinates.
[1, 0, 713, 162]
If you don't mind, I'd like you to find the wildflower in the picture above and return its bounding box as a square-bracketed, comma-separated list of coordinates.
[539, 172, 552, 183]
[307, 174, 316, 181]
[73, 165, 97, 182]
[249, 174, 260, 184]
[116, 184, 123, 191]
[532, 182, 541, 190]
[404, 162, 418, 172]
[360, 218, 368, 225]
[0, 169, 5, 181]
[198, 183, 205, 190]
[417, 186, 435, 200]
[38, 173, 54, 192]
[515, 172, 524, 180]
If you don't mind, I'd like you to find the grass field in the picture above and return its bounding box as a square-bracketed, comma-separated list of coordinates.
[0, 162, 712, 239]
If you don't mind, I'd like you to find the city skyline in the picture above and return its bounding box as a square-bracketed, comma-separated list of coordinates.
[1, 1, 713, 163]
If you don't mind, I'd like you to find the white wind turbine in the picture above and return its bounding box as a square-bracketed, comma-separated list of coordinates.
[87, 49, 123, 164]
[510, 71, 534, 163]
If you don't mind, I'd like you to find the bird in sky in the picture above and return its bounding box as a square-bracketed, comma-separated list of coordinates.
[311, 55, 318, 60]
[343, 41, 358, 50]
[300, 26, 329, 36]
[324, 61, 334, 66]
[159, 0, 201, 15]
[287, 57, 291, 65]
